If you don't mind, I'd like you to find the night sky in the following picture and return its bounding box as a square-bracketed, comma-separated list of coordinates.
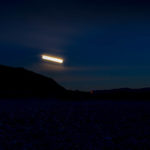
[1, 0, 150, 91]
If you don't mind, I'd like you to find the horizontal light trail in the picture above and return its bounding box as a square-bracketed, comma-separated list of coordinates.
[42, 55, 64, 64]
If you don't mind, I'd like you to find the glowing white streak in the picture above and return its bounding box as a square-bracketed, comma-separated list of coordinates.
[42, 55, 64, 64]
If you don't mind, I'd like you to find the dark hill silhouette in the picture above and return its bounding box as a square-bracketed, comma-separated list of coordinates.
[1, 64, 150, 100]
[91, 88, 150, 100]
[0, 65, 67, 98]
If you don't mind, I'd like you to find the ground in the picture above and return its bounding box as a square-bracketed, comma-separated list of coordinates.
[0, 99, 149, 150]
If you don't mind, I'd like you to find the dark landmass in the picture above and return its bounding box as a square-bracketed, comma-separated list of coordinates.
[90, 88, 150, 100]
[0, 65, 67, 99]
[1, 64, 150, 100]
[0, 65, 150, 149]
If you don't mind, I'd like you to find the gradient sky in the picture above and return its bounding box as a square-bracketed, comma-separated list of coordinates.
[1, 0, 150, 90]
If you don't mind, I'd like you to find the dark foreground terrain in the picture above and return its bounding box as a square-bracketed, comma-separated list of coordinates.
[0, 99, 149, 150]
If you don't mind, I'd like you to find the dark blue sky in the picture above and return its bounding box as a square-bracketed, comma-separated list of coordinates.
[1, 0, 150, 90]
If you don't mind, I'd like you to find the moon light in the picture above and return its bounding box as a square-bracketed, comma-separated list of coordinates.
[42, 55, 64, 64]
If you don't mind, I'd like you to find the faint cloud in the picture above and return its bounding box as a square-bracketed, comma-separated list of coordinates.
[57, 76, 129, 82]
[29, 62, 150, 73]
[29, 63, 112, 72]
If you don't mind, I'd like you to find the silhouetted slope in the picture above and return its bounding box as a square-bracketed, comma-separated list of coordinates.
[1, 64, 150, 100]
[0, 65, 66, 98]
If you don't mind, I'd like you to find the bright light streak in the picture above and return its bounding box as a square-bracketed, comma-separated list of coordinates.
[42, 55, 64, 64]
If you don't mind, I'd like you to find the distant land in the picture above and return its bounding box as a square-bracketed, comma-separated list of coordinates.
[0, 64, 150, 100]
[0, 64, 67, 99]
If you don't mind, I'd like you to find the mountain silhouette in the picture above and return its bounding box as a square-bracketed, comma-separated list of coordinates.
[0, 65, 66, 98]
[1, 64, 150, 100]
[91, 88, 150, 100]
